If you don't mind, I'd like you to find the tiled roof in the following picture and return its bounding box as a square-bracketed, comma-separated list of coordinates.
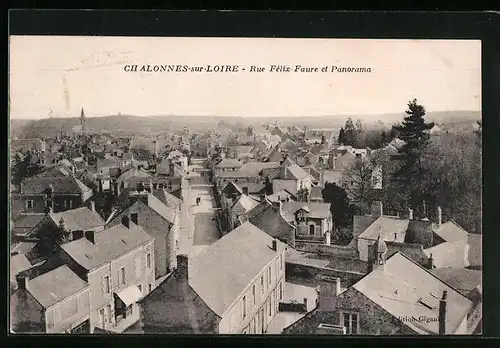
[358, 216, 409, 242]
[353, 252, 473, 334]
[26, 265, 89, 309]
[430, 267, 481, 296]
[61, 223, 153, 270]
[189, 222, 286, 316]
[12, 214, 46, 230]
[433, 220, 469, 242]
[424, 240, 469, 268]
[49, 207, 105, 232]
[281, 202, 331, 220]
[286, 164, 314, 181]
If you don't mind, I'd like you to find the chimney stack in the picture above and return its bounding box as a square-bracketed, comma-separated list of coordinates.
[176, 254, 189, 282]
[371, 201, 383, 218]
[303, 297, 308, 311]
[90, 201, 96, 212]
[439, 290, 447, 335]
[49, 206, 53, 214]
[272, 239, 277, 251]
[318, 277, 341, 311]
[242, 187, 249, 195]
[428, 253, 434, 269]
[17, 275, 29, 290]
[84, 230, 95, 244]
[408, 208, 413, 220]
[122, 215, 130, 229]
[131, 213, 138, 225]
[437, 206, 442, 227]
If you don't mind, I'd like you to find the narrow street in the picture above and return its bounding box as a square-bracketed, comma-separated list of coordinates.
[181, 158, 222, 257]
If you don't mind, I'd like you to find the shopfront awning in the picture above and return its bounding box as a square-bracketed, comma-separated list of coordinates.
[115, 285, 142, 307]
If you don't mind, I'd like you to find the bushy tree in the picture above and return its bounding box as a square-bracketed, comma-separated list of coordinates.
[11, 151, 43, 185]
[338, 127, 346, 145]
[343, 118, 357, 146]
[296, 188, 309, 202]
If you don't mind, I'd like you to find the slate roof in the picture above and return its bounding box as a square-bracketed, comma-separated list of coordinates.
[21, 175, 91, 195]
[25, 265, 89, 309]
[272, 179, 298, 196]
[232, 194, 260, 213]
[285, 164, 315, 181]
[248, 202, 296, 241]
[358, 216, 409, 242]
[12, 214, 46, 236]
[61, 223, 153, 270]
[152, 189, 182, 210]
[140, 272, 221, 333]
[433, 220, 469, 242]
[281, 202, 331, 220]
[118, 167, 152, 182]
[309, 187, 323, 201]
[10, 253, 33, 282]
[237, 162, 281, 177]
[430, 268, 482, 296]
[353, 252, 473, 335]
[189, 222, 286, 316]
[424, 240, 469, 268]
[49, 207, 105, 232]
[215, 158, 242, 168]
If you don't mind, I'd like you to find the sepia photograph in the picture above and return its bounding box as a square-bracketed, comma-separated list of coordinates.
[9, 36, 482, 335]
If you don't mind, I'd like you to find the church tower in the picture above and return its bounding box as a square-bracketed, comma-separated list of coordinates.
[80, 107, 86, 133]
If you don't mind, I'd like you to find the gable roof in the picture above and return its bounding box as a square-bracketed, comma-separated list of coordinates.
[281, 202, 331, 220]
[139, 273, 221, 333]
[352, 252, 473, 334]
[189, 222, 285, 317]
[237, 162, 281, 177]
[232, 194, 260, 213]
[118, 167, 152, 182]
[285, 164, 315, 181]
[429, 267, 482, 296]
[424, 240, 469, 268]
[49, 207, 105, 232]
[61, 223, 153, 270]
[25, 265, 89, 309]
[21, 174, 92, 195]
[358, 216, 409, 242]
[11, 253, 33, 282]
[433, 220, 469, 242]
[215, 158, 242, 168]
[152, 189, 182, 211]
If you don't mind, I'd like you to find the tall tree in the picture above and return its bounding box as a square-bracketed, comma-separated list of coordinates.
[391, 99, 434, 212]
[338, 127, 346, 145]
[343, 118, 357, 146]
[296, 188, 309, 202]
[11, 151, 43, 185]
[341, 158, 377, 212]
[321, 183, 351, 228]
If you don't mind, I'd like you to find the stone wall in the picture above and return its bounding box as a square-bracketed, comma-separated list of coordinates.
[295, 242, 359, 259]
[285, 262, 364, 288]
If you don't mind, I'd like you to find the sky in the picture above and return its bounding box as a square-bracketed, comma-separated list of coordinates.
[9, 36, 481, 120]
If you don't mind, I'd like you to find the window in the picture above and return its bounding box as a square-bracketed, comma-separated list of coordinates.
[26, 200, 34, 209]
[242, 296, 247, 319]
[309, 224, 315, 236]
[103, 276, 110, 294]
[279, 282, 283, 301]
[268, 300, 272, 316]
[149, 284, 152, 293]
[106, 305, 112, 323]
[341, 312, 359, 334]
[261, 276, 264, 294]
[120, 267, 126, 285]
[252, 285, 256, 305]
[46, 309, 54, 328]
[268, 267, 271, 285]
[147, 254, 151, 268]
[279, 254, 282, 271]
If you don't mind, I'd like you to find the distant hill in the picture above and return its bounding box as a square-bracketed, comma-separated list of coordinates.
[12, 110, 481, 139]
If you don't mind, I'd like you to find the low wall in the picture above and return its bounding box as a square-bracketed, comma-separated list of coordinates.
[286, 262, 365, 288]
[279, 302, 307, 313]
[295, 242, 359, 259]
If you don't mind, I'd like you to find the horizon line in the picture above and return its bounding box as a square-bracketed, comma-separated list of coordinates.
[10, 108, 482, 121]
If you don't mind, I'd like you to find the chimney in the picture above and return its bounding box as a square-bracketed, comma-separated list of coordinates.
[272, 239, 277, 251]
[303, 297, 308, 311]
[73, 230, 84, 240]
[439, 290, 447, 335]
[437, 206, 442, 227]
[176, 254, 189, 282]
[17, 275, 29, 290]
[318, 277, 341, 311]
[84, 230, 95, 244]
[90, 200, 95, 212]
[371, 201, 383, 217]
[49, 206, 53, 214]
[259, 193, 266, 202]
[325, 231, 331, 246]
[408, 208, 413, 220]
[122, 215, 130, 229]
[242, 187, 249, 195]
[428, 253, 434, 269]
